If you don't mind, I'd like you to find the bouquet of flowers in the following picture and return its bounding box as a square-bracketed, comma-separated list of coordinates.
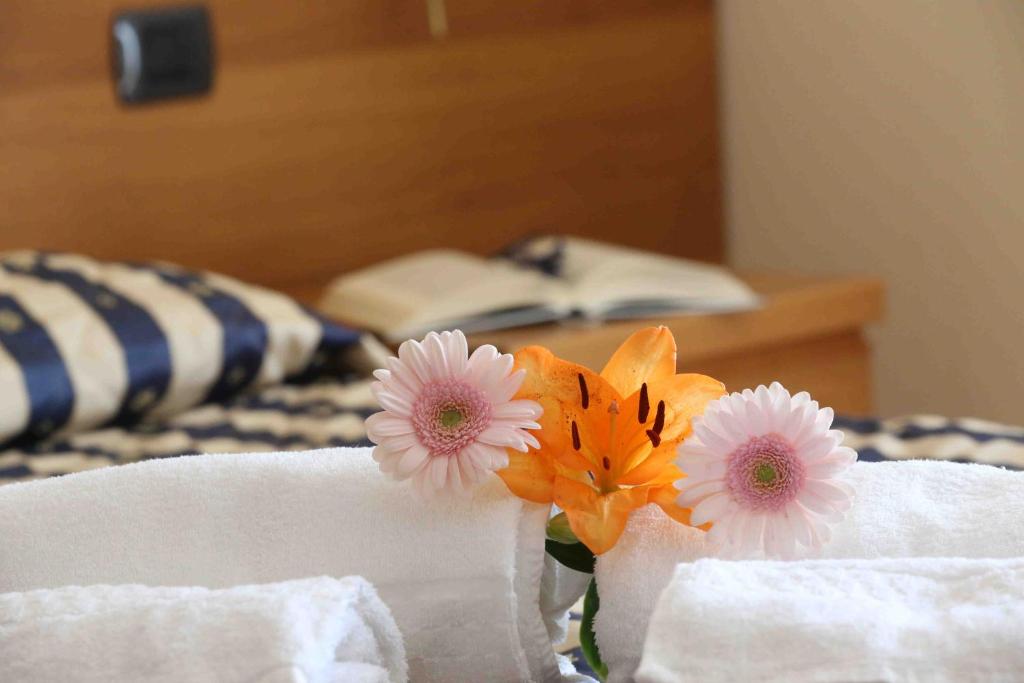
[365, 327, 856, 678]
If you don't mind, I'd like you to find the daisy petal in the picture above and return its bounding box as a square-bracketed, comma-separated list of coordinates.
[365, 411, 415, 440]
[396, 444, 430, 477]
[690, 493, 732, 526]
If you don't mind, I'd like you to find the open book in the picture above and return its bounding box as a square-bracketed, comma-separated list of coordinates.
[318, 237, 760, 342]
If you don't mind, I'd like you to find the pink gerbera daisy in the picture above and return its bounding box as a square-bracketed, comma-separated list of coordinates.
[675, 382, 857, 558]
[365, 330, 542, 496]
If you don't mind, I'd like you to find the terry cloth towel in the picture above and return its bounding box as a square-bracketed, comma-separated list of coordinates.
[0, 576, 406, 683]
[594, 460, 1024, 683]
[635, 557, 1024, 683]
[0, 447, 587, 683]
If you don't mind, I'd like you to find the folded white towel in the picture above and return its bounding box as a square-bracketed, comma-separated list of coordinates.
[0, 447, 586, 682]
[595, 460, 1024, 682]
[636, 557, 1024, 683]
[0, 575, 406, 683]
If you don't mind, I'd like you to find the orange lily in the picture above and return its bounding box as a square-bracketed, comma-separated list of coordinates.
[497, 326, 726, 554]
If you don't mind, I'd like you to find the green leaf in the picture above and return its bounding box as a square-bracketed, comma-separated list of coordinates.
[580, 577, 609, 681]
[546, 512, 578, 545]
[544, 539, 594, 574]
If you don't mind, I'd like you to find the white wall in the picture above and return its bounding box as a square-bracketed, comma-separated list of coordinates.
[719, 0, 1024, 421]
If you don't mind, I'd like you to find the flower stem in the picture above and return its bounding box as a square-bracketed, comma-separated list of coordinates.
[580, 577, 608, 681]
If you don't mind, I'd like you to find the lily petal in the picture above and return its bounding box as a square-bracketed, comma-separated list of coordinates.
[600, 326, 677, 398]
[495, 448, 556, 504]
[553, 476, 650, 555]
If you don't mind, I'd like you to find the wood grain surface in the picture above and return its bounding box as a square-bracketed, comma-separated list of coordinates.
[1, 1, 720, 296]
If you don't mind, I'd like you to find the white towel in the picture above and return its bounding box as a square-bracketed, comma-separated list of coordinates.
[0, 447, 586, 683]
[635, 557, 1024, 683]
[0, 575, 406, 683]
[594, 460, 1024, 682]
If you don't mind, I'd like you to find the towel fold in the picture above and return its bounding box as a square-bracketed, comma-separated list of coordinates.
[635, 557, 1024, 683]
[0, 447, 585, 682]
[595, 460, 1024, 682]
[0, 575, 406, 683]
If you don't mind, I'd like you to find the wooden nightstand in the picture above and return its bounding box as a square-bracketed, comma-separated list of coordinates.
[468, 274, 885, 415]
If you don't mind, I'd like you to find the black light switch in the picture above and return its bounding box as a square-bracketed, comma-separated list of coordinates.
[111, 5, 213, 104]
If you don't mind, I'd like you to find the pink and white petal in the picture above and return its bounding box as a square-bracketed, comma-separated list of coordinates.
[375, 432, 421, 453]
[741, 514, 768, 554]
[411, 465, 433, 499]
[805, 512, 832, 547]
[716, 511, 749, 548]
[676, 478, 727, 506]
[763, 517, 781, 557]
[489, 412, 542, 433]
[805, 451, 857, 479]
[478, 425, 531, 451]
[492, 370, 526, 403]
[690, 493, 732, 526]
[724, 392, 748, 417]
[748, 385, 772, 435]
[485, 444, 511, 469]
[781, 401, 818, 445]
[364, 411, 415, 441]
[446, 456, 466, 494]
[784, 502, 815, 548]
[466, 442, 507, 470]
[814, 406, 835, 432]
[455, 450, 484, 484]
[689, 458, 728, 481]
[492, 399, 543, 422]
[442, 330, 468, 377]
[676, 455, 719, 479]
[790, 390, 812, 408]
[373, 389, 414, 417]
[372, 447, 402, 476]
[804, 479, 854, 507]
[388, 382, 418, 406]
[373, 368, 390, 382]
[676, 438, 711, 459]
[767, 382, 789, 413]
[477, 354, 515, 402]
[771, 517, 797, 559]
[697, 409, 741, 452]
[397, 338, 435, 385]
[423, 333, 451, 379]
[385, 356, 424, 395]
[429, 456, 449, 490]
[706, 508, 740, 545]
[795, 486, 840, 516]
[798, 430, 843, 462]
[395, 444, 431, 478]
[466, 344, 501, 384]
[692, 420, 736, 456]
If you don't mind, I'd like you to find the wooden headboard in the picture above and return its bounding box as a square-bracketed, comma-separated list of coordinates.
[1, 1, 721, 300]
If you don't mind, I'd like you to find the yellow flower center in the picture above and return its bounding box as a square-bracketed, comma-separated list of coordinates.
[439, 407, 465, 429]
[754, 462, 778, 485]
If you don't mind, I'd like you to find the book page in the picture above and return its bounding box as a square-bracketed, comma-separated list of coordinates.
[557, 237, 760, 317]
[319, 249, 564, 338]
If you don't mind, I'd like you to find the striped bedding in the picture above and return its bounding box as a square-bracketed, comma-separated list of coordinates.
[5, 398, 1023, 485]
[0, 379, 376, 484]
[0, 251, 360, 446]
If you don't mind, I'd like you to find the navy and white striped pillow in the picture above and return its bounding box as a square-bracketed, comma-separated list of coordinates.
[0, 251, 360, 445]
